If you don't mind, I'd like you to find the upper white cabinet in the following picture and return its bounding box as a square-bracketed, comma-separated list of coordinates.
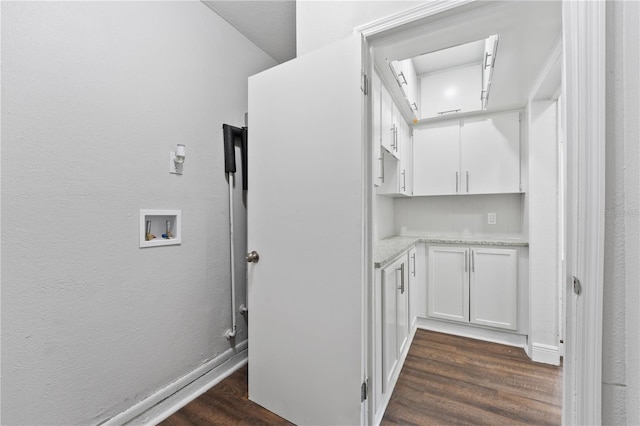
[460, 111, 521, 194]
[399, 119, 413, 196]
[377, 75, 413, 197]
[420, 64, 482, 119]
[380, 83, 399, 159]
[391, 59, 419, 116]
[413, 111, 521, 196]
[379, 116, 412, 197]
[413, 121, 460, 195]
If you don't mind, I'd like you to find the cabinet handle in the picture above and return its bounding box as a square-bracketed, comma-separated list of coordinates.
[401, 170, 406, 191]
[484, 52, 492, 69]
[464, 250, 468, 272]
[390, 126, 396, 150]
[472, 250, 475, 272]
[398, 71, 408, 85]
[397, 263, 405, 294]
[379, 157, 385, 183]
[394, 126, 398, 152]
[411, 253, 416, 277]
[456, 172, 459, 193]
[466, 171, 469, 192]
[437, 109, 461, 115]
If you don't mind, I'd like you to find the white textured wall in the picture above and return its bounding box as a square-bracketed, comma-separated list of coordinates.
[296, 0, 426, 56]
[394, 194, 524, 237]
[603, 1, 640, 424]
[528, 100, 559, 361]
[0, 2, 275, 424]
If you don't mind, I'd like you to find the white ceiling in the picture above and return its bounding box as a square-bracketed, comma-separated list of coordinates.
[372, 1, 562, 116]
[201, 1, 562, 116]
[202, 0, 296, 63]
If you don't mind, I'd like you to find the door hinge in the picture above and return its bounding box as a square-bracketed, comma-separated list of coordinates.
[360, 378, 368, 402]
[361, 71, 369, 96]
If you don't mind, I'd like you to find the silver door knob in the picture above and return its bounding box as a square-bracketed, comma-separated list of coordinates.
[246, 251, 260, 263]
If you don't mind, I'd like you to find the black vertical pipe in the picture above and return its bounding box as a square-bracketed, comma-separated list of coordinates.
[241, 127, 248, 190]
[222, 123, 248, 189]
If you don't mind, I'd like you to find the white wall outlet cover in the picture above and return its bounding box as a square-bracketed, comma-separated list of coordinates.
[488, 212, 497, 225]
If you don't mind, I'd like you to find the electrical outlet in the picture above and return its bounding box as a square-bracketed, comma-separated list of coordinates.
[488, 212, 497, 225]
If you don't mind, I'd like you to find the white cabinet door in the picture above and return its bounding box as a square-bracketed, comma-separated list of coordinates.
[392, 102, 402, 159]
[372, 72, 382, 187]
[378, 110, 411, 197]
[419, 64, 482, 119]
[470, 248, 518, 330]
[380, 83, 398, 158]
[460, 111, 520, 194]
[248, 35, 366, 425]
[427, 246, 469, 323]
[381, 254, 410, 394]
[396, 258, 410, 356]
[399, 120, 413, 196]
[413, 122, 460, 196]
[405, 59, 419, 116]
[410, 244, 428, 319]
[381, 259, 399, 394]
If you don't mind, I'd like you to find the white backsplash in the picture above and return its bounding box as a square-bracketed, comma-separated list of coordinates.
[374, 194, 396, 241]
[394, 193, 524, 237]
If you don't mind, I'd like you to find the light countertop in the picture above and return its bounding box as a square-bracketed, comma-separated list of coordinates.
[374, 235, 529, 268]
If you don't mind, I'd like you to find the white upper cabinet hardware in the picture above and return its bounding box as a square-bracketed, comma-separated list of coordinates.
[427, 245, 518, 331]
[413, 110, 521, 196]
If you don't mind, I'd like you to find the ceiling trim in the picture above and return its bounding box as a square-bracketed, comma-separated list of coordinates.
[353, 0, 477, 38]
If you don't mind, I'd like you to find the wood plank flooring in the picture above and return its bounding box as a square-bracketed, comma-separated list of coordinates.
[159, 365, 292, 426]
[382, 330, 562, 426]
[161, 329, 561, 425]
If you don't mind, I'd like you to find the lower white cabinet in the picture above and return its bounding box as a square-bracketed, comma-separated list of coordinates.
[381, 253, 409, 393]
[427, 245, 518, 331]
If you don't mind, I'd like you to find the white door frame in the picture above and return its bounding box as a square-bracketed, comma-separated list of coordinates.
[355, 1, 606, 424]
[562, 1, 606, 424]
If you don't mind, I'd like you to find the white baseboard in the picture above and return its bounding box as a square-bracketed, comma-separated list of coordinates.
[531, 342, 561, 366]
[104, 340, 248, 426]
[416, 317, 527, 349]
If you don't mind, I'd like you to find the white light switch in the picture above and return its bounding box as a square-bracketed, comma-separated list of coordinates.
[488, 212, 497, 225]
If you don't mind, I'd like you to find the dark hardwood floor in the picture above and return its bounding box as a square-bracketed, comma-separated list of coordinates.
[382, 330, 562, 426]
[159, 365, 292, 426]
[161, 330, 562, 425]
